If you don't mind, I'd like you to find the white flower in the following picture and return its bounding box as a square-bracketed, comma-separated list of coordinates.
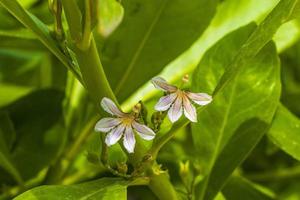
[94, 97, 155, 153]
[151, 77, 212, 123]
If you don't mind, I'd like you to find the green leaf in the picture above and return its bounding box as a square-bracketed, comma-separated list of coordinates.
[213, 0, 298, 96]
[268, 104, 300, 161]
[222, 177, 275, 200]
[0, 84, 33, 107]
[1, 89, 64, 181]
[98, 0, 124, 38]
[102, 0, 218, 101]
[0, 28, 36, 39]
[191, 24, 281, 200]
[0, 0, 81, 81]
[0, 112, 23, 184]
[14, 178, 129, 200]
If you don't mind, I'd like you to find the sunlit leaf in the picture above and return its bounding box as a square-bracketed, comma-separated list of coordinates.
[268, 104, 300, 161]
[14, 178, 129, 200]
[191, 24, 281, 200]
[102, 0, 218, 101]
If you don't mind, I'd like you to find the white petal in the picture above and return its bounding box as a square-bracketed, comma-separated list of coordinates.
[154, 93, 177, 111]
[132, 121, 155, 140]
[123, 126, 136, 153]
[105, 124, 125, 146]
[167, 96, 183, 123]
[186, 92, 212, 106]
[94, 118, 121, 132]
[101, 97, 125, 117]
[151, 77, 177, 92]
[183, 95, 197, 122]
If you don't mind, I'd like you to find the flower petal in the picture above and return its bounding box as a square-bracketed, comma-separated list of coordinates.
[151, 77, 177, 92]
[154, 93, 177, 111]
[183, 95, 197, 122]
[95, 118, 121, 132]
[186, 92, 212, 106]
[167, 95, 183, 123]
[105, 124, 125, 146]
[132, 121, 155, 140]
[123, 126, 136, 153]
[101, 97, 125, 117]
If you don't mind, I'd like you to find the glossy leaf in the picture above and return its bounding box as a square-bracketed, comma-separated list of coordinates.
[102, 0, 218, 101]
[191, 24, 281, 200]
[268, 104, 300, 161]
[15, 178, 128, 200]
[222, 177, 275, 200]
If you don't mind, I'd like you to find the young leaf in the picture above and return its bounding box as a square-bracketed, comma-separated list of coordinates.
[14, 178, 129, 200]
[102, 0, 218, 101]
[222, 176, 275, 200]
[191, 24, 281, 200]
[268, 104, 300, 161]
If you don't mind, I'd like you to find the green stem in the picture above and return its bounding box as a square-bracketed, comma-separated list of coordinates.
[148, 172, 179, 200]
[60, 3, 178, 199]
[61, 0, 82, 42]
[79, 0, 92, 50]
[74, 37, 116, 111]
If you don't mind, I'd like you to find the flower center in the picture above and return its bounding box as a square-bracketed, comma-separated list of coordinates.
[121, 117, 134, 126]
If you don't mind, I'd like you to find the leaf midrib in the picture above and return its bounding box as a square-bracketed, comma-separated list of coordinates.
[114, 0, 169, 95]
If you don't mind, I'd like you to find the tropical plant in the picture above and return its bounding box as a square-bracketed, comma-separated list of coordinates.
[0, 0, 300, 199]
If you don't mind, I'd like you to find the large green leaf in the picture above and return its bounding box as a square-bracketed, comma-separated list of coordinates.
[222, 177, 275, 200]
[0, 89, 64, 181]
[268, 104, 300, 161]
[14, 178, 128, 200]
[102, 0, 218, 101]
[191, 24, 281, 200]
[213, 0, 298, 95]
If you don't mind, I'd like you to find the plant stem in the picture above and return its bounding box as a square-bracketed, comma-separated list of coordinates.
[148, 171, 179, 200]
[61, 0, 82, 42]
[73, 37, 116, 111]
[60, 3, 179, 199]
[78, 0, 92, 50]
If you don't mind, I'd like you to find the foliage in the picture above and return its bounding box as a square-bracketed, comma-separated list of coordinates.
[0, 0, 300, 199]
